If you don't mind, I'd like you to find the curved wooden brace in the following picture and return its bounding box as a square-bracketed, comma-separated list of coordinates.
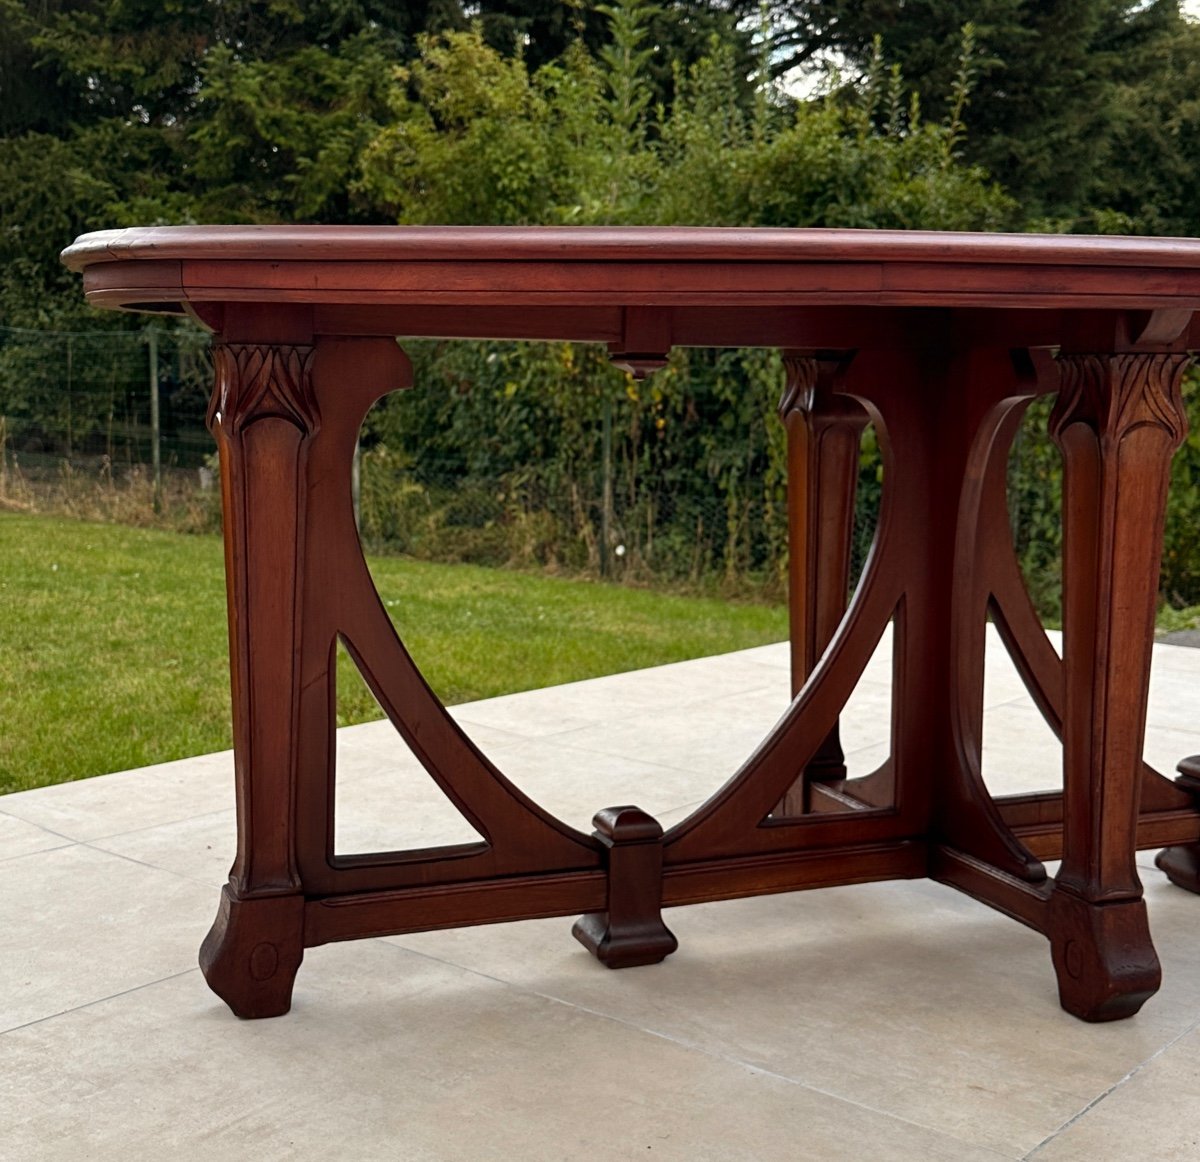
[990, 550, 1185, 813]
[775, 352, 870, 813]
[982, 390, 1190, 814]
[293, 338, 600, 894]
[665, 360, 907, 863]
[662, 578, 902, 863]
[940, 356, 1046, 880]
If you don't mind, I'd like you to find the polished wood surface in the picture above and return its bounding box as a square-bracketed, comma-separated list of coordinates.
[63, 226, 1200, 1023]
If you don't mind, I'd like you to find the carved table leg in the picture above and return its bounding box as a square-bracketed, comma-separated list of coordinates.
[198, 313, 318, 1018]
[776, 354, 868, 815]
[1047, 351, 1190, 1021]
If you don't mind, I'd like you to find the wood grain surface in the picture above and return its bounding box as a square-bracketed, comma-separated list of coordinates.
[61, 226, 1200, 1023]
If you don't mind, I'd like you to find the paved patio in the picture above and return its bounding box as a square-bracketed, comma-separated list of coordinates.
[3, 627, 1200, 1161]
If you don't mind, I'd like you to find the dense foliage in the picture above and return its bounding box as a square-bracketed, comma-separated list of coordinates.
[3, 1, 1200, 608]
[748, 0, 1190, 224]
[351, 20, 1010, 589]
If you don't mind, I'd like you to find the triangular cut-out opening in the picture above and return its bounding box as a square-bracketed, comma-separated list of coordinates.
[849, 420, 883, 595]
[772, 420, 893, 819]
[980, 618, 1063, 799]
[333, 639, 488, 857]
[771, 615, 897, 820]
[838, 615, 895, 786]
[1007, 395, 1063, 627]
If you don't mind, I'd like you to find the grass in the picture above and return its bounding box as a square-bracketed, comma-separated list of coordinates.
[1158, 603, 1200, 636]
[0, 512, 787, 794]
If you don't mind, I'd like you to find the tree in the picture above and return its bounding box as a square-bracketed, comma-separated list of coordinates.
[750, 0, 1186, 221]
[1096, 14, 1200, 236]
[0, 0, 93, 136]
[472, 0, 758, 112]
[354, 19, 1013, 584]
[28, 1, 462, 127]
[0, 0, 437, 327]
[186, 31, 398, 223]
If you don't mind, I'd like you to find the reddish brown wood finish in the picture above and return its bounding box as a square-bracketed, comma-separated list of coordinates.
[774, 355, 868, 816]
[62, 226, 1200, 1023]
[198, 310, 318, 1017]
[572, 806, 678, 967]
[1045, 350, 1189, 1019]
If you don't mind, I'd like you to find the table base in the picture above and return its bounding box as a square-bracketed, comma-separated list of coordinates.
[194, 326, 1199, 1025]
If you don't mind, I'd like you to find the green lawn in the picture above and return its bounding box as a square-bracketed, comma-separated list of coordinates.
[0, 512, 787, 794]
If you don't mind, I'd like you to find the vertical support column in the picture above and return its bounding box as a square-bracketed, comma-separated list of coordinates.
[776, 353, 868, 815]
[1047, 351, 1190, 1021]
[199, 324, 319, 1018]
[934, 348, 1048, 881]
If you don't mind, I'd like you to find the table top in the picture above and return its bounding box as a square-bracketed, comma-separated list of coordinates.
[62, 225, 1200, 349]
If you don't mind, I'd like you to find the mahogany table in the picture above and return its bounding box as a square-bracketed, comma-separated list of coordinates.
[63, 226, 1200, 1023]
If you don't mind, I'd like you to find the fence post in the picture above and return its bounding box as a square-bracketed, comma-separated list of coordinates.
[600, 395, 613, 577]
[146, 323, 162, 512]
[65, 336, 73, 457]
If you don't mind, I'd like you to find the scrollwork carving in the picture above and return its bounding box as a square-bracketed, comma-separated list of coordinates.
[1050, 352, 1191, 450]
[208, 343, 319, 437]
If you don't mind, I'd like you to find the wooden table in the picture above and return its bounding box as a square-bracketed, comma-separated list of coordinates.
[63, 226, 1200, 1023]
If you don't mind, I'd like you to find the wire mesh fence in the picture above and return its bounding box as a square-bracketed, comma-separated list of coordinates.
[6, 324, 1084, 606]
[9, 323, 1200, 621]
[0, 326, 820, 595]
[0, 324, 211, 462]
[0, 323, 221, 529]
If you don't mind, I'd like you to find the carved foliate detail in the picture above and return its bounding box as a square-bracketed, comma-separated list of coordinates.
[778, 354, 818, 418]
[1050, 353, 1191, 450]
[208, 344, 319, 437]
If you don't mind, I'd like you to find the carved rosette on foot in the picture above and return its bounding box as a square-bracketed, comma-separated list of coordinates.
[1048, 351, 1190, 1021]
[1048, 887, 1161, 1023]
[200, 339, 320, 1018]
[200, 888, 306, 1020]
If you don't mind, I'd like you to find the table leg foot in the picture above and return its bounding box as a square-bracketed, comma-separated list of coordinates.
[572, 911, 678, 969]
[1048, 889, 1161, 1022]
[1155, 844, 1200, 894]
[572, 805, 677, 969]
[199, 885, 305, 1019]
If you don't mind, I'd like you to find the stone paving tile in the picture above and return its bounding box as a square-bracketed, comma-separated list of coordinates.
[0, 811, 74, 862]
[2, 635, 1199, 1157]
[0, 941, 1019, 1162]
[0, 844, 214, 1032]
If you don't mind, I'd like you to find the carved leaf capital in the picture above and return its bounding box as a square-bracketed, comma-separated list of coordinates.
[1050, 352, 1191, 450]
[777, 354, 818, 418]
[208, 344, 319, 437]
